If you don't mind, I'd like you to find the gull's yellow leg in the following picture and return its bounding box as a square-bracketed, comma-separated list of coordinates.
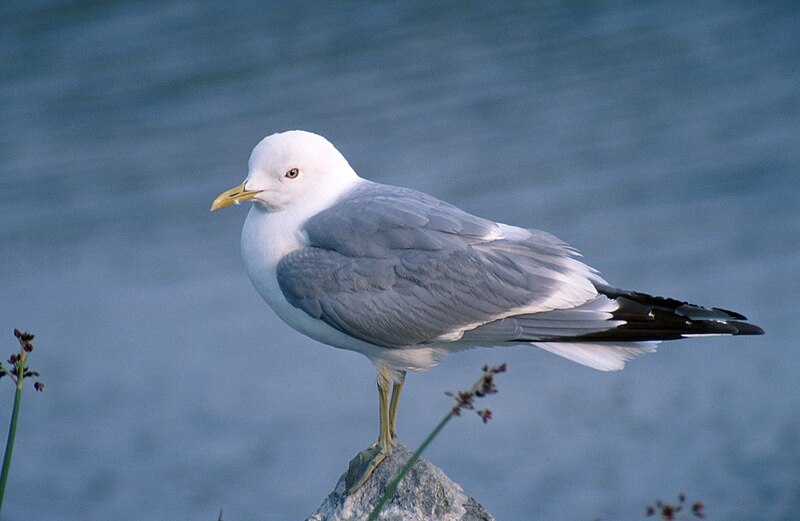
[345, 365, 393, 493]
[377, 365, 392, 449]
[388, 370, 406, 445]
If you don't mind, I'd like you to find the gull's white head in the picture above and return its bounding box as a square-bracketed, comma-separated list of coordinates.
[211, 130, 360, 213]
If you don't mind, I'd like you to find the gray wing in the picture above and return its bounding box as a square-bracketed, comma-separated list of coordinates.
[276, 182, 610, 348]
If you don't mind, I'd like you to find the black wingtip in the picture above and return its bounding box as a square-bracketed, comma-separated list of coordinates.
[588, 284, 765, 341]
[711, 306, 748, 321]
[732, 322, 765, 336]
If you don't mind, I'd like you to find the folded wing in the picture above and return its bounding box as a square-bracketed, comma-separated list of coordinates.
[277, 181, 762, 370]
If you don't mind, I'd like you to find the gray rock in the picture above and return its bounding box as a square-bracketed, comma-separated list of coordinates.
[305, 445, 494, 521]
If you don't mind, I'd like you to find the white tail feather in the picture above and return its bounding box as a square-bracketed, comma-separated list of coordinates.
[533, 341, 659, 371]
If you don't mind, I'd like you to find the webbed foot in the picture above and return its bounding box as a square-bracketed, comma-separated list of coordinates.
[345, 442, 391, 493]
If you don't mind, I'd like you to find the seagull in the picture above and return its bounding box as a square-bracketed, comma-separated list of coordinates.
[211, 130, 763, 492]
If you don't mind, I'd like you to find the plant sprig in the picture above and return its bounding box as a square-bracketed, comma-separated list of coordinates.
[0, 329, 44, 514]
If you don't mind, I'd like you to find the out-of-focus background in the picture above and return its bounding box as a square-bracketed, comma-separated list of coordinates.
[1, 2, 798, 520]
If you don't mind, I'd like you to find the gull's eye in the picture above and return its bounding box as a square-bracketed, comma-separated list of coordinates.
[284, 168, 300, 179]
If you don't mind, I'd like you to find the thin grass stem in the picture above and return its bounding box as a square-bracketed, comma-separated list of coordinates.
[0, 354, 25, 512]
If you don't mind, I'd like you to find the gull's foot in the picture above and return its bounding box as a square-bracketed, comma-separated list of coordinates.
[345, 443, 391, 494]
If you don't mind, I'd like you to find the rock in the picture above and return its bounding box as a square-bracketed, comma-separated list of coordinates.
[305, 444, 494, 521]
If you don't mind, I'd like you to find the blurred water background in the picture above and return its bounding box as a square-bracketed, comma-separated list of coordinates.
[1, 1, 798, 520]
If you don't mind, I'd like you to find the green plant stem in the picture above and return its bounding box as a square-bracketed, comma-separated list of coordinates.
[0, 357, 24, 512]
[366, 411, 454, 521]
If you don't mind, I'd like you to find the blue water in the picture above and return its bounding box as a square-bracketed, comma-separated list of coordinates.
[1, 2, 798, 520]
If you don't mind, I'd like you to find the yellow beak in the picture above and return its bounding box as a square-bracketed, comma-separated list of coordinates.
[210, 184, 262, 211]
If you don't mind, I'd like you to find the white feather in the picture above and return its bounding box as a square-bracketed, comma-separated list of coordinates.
[533, 341, 659, 371]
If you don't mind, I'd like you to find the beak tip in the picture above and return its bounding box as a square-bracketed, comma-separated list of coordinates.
[211, 183, 257, 212]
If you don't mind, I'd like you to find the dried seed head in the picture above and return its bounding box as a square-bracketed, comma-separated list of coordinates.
[447, 363, 506, 422]
[14, 329, 34, 347]
[6, 329, 43, 391]
[692, 502, 705, 518]
[647, 495, 703, 521]
[477, 408, 493, 423]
